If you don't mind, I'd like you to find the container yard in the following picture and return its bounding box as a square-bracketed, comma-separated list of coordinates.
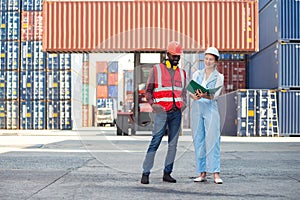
[0, 0, 298, 136]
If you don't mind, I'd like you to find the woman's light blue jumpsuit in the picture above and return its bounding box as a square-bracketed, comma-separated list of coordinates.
[191, 68, 224, 174]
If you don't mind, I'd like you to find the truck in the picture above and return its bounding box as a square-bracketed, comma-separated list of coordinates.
[96, 107, 115, 127]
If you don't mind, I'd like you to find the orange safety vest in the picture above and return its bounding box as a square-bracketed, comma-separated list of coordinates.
[153, 63, 185, 111]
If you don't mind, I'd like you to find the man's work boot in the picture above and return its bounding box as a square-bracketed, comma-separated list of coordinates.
[163, 172, 176, 183]
[141, 173, 149, 184]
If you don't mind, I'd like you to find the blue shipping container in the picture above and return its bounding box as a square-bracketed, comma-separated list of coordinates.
[97, 98, 114, 108]
[0, 12, 7, 40]
[59, 54, 71, 70]
[33, 70, 46, 100]
[20, 100, 33, 129]
[22, 0, 34, 11]
[0, 41, 6, 70]
[34, 41, 46, 70]
[97, 73, 108, 85]
[249, 42, 300, 89]
[47, 70, 60, 100]
[20, 71, 33, 100]
[278, 90, 300, 136]
[0, 71, 5, 99]
[21, 41, 34, 70]
[108, 61, 118, 73]
[0, 100, 5, 128]
[47, 53, 59, 70]
[259, 0, 300, 50]
[108, 85, 118, 98]
[33, 100, 45, 129]
[60, 100, 71, 129]
[47, 100, 60, 129]
[0, 0, 21, 11]
[7, 11, 20, 40]
[258, 0, 272, 10]
[6, 70, 18, 99]
[7, 41, 19, 70]
[6, 100, 18, 129]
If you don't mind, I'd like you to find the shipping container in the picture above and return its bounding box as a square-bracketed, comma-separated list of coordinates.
[82, 84, 89, 105]
[259, 0, 272, 10]
[21, 11, 43, 41]
[278, 90, 300, 136]
[0, 71, 5, 99]
[82, 104, 89, 127]
[42, 0, 258, 53]
[47, 70, 59, 100]
[96, 61, 108, 73]
[0, 11, 20, 40]
[6, 70, 18, 99]
[218, 89, 280, 137]
[124, 70, 134, 93]
[0, 0, 21, 11]
[7, 11, 20, 40]
[96, 72, 107, 85]
[21, 41, 34, 70]
[108, 73, 118, 85]
[249, 42, 300, 89]
[218, 90, 257, 136]
[47, 100, 59, 129]
[33, 70, 46, 100]
[7, 41, 19, 70]
[22, 0, 34, 11]
[47, 53, 59, 70]
[82, 61, 89, 84]
[20, 70, 33, 100]
[108, 85, 118, 98]
[20, 100, 33, 129]
[60, 100, 71, 129]
[97, 85, 108, 98]
[6, 99, 18, 129]
[0, 41, 6, 70]
[33, 100, 46, 129]
[34, 41, 46, 70]
[59, 53, 71, 70]
[108, 61, 118, 73]
[0, 100, 5, 128]
[259, 0, 300, 50]
[97, 98, 114, 109]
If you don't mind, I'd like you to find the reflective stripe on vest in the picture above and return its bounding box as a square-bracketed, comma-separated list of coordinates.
[153, 64, 184, 103]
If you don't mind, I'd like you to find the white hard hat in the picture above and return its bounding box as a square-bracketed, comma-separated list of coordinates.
[205, 47, 220, 58]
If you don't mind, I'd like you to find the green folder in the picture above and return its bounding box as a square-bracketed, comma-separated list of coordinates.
[186, 80, 222, 95]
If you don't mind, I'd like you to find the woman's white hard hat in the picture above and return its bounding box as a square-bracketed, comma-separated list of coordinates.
[205, 47, 220, 58]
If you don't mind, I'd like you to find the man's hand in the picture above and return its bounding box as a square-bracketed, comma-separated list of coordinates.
[151, 104, 165, 113]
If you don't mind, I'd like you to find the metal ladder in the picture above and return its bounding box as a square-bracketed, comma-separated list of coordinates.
[267, 90, 279, 137]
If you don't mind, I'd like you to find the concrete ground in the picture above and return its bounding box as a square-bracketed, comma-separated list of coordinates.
[0, 128, 299, 200]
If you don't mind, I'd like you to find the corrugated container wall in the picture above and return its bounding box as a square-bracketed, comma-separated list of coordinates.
[42, 0, 258, 53]
[248, 42, 300, 89]
[259, 0, 300, 51]
[278, 90, 300, 136]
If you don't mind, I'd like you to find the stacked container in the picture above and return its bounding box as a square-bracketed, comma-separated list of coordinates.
[249, 0, 300, 136]
[20, 0, 46, 129]
[123, 70, 134, 112]
[218, 89, 279, 137]
[0, 0, 20, 129]
[81, 53, 96, 127]
[107, 61, 118, 100]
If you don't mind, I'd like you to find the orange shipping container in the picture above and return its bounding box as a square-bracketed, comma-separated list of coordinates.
[108, 73, 118, 85]
[82, 62, 89, 84]
[97, 85, 108, 98]
[22, 11, 43, 41]
[42, 0, 258, 53]
[96, 61, 108, 73]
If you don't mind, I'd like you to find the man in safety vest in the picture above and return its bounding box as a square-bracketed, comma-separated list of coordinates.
[141, 41, 187, 184]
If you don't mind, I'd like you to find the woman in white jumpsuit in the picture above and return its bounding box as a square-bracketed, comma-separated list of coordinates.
[190, 47, 224, 184]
